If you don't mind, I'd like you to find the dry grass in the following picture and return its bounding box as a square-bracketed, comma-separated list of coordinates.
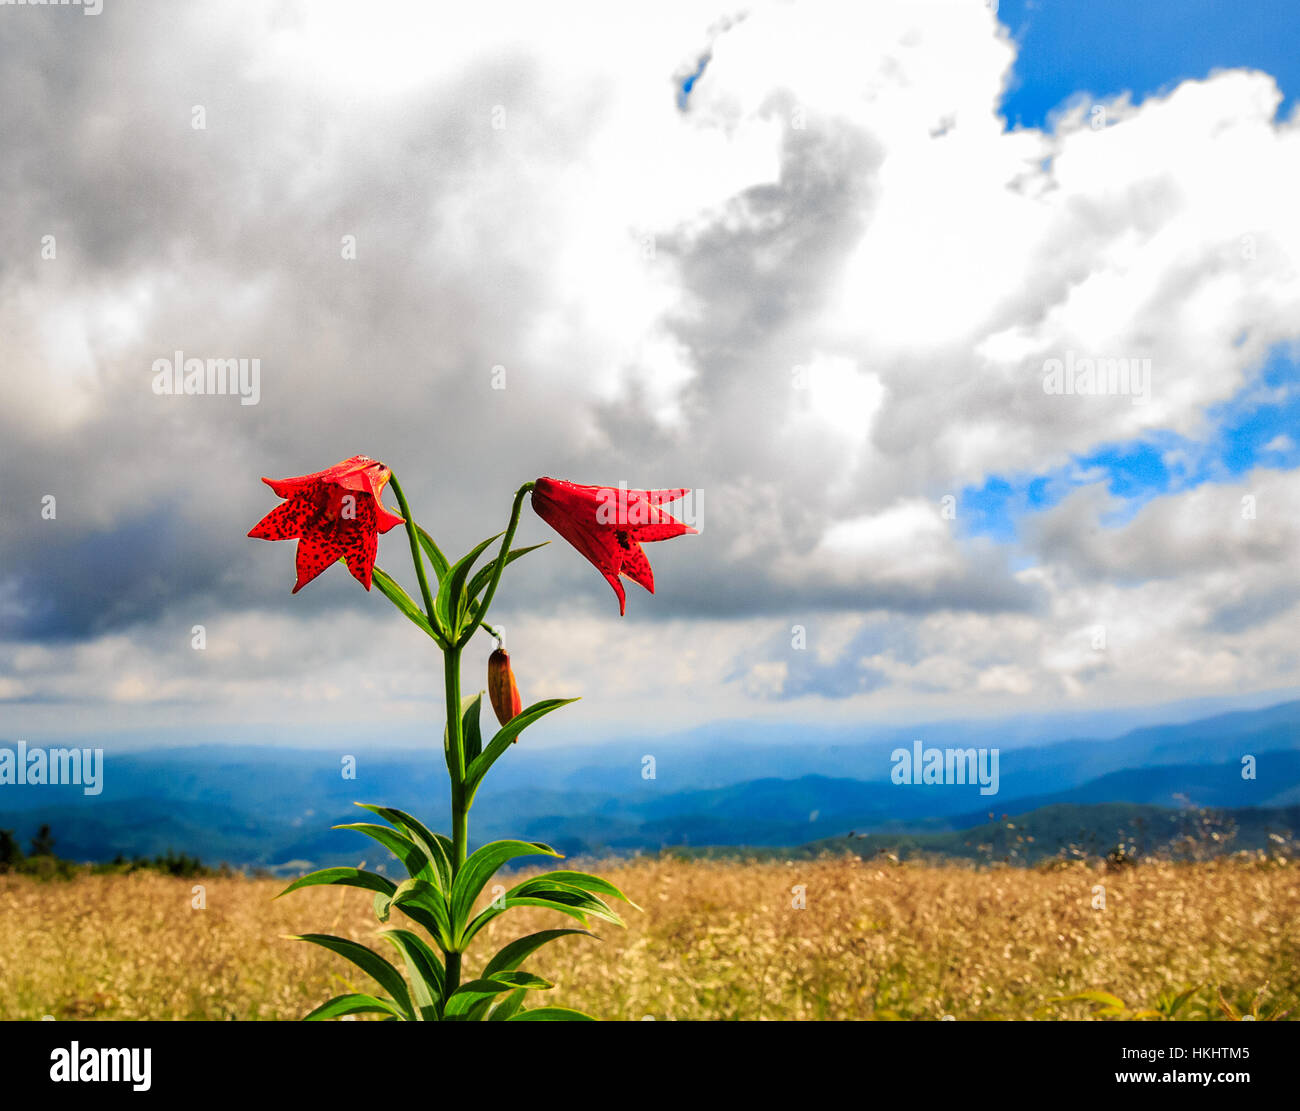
[1, 857, 1296, 1020]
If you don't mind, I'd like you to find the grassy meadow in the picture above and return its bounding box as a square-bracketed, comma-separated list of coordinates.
[1, 856, 1296, 1021]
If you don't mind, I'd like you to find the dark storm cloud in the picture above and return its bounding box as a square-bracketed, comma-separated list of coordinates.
[0, 6, 1035, 648]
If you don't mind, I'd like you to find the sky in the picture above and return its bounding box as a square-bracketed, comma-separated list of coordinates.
[2, 0, 1299, 746]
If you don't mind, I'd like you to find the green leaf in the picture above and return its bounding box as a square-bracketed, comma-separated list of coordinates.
[432, 835, 456, 885]
[434, 533, 503, 635]
[531, 870, 639, 911]
[380, 928, 446, 1018]
[372, 568, 438, 639]
[488, 989, 528, 1021]
[508, 1007, 595, 1022]
[415, 525, 451, 583]
[276, 867, 396, 900]
[466, 542, 548, 608]
[509, 878, 622, 917]
[390, 903, 449, 949]
[462, 878, 624, 946]
[1059, 991, 1126, 1009]
[463, 969, 553, 1021]
[303, 993, 407, 1021]
[442, 978, 518, 1020]
[464, 896, 611, 946]
[449, 840, 561, 944]
[1050, 991, 1128, 1017]
[332, 823, 431, 882]
[353, 804, 452, 894]
[288, 935, 413, 1018]
[485, 970, 553, 991]
[388, 878, 454, 950]
[481, 929, 593, 980]
[464, 698, 579, 799]
[462, 693, 484, 765]
[1165, 983, 1203, 1017]
[502, 881, 624, 922]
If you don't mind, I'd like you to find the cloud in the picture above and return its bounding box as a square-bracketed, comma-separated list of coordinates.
[3, 0, 1300, 734]
[1026, 468, 1299, 584]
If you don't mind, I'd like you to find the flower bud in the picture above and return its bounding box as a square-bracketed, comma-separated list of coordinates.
[488, 648, 523, 730]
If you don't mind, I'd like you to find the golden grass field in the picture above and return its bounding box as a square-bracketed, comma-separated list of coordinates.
[1, 856, 1296, 1020]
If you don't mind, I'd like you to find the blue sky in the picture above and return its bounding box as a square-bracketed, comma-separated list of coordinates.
[953, 2, 1300, 544]
[676, 2, 1300, 126]
[962, 346, 1300, 542]
[997, 0, 1300, 129]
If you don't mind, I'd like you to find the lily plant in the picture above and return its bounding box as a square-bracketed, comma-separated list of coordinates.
[248, 457, 695, 1021]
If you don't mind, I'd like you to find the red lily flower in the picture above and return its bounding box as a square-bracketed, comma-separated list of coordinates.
[530, 477, 696, 615]
[248, 455, 404, 593]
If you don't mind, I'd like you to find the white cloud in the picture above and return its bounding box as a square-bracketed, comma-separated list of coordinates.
[4, 0, 1300, 736]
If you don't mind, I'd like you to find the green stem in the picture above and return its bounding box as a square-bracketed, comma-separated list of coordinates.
[402, 480, 532, 1000]
[461, 481, 533, 647]
[444, 646, 467, 864]
[387, 473, 441, 640]
[444, 643, 465, 997]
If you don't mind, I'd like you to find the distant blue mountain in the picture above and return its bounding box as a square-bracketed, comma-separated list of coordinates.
[1, 698, 1297, 867]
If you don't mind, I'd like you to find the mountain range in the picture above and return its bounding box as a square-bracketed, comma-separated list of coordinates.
[1, 698, 1297, 869]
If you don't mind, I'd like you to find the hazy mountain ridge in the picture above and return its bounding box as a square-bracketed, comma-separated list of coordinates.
[1, 700, 1297, 867]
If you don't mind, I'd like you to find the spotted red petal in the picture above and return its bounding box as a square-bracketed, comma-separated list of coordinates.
[344, 524, 379, 590]
[530, 476, 694, 615]
[619, 540, 654, 593]
[628, 502, 696, 542]
[339, 496, 380, 589]
[247, 493, 318, 541]
[249, 456, 404, 593]
[592, 565, 627, 616]
[293, 529, 347, 594]
[633, 488, 690, 506]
